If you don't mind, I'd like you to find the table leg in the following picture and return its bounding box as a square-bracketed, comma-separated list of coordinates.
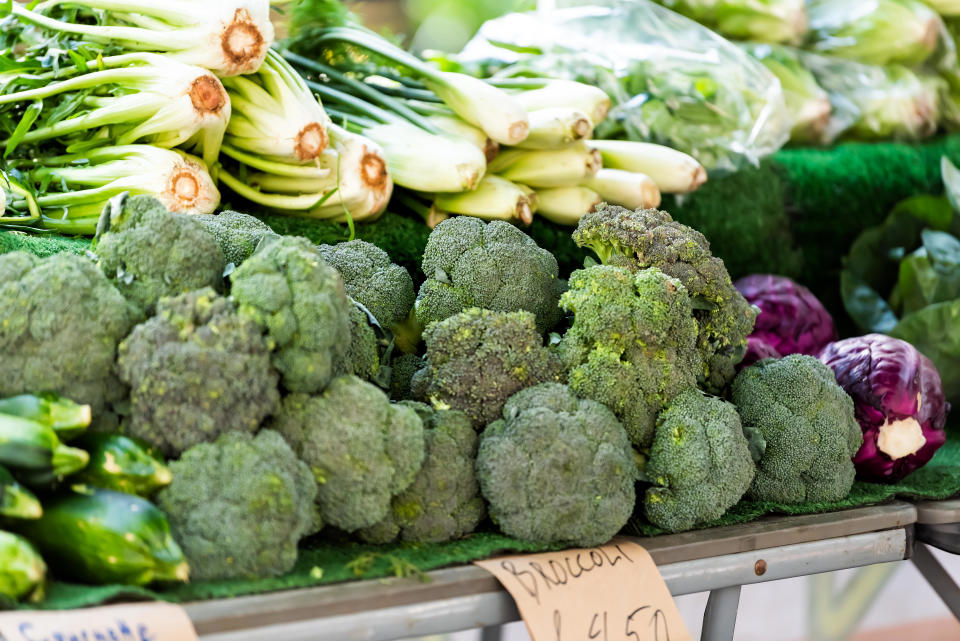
[912, 543, 960, 621]
[480, 625, 504, 641]
[701, 585, 742, 641]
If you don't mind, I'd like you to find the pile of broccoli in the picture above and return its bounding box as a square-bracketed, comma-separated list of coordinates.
[1, 192, 883, 579]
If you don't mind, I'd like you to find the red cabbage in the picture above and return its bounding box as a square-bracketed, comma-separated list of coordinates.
[819, 334, 950, 483]
[735, 274, 837, 356]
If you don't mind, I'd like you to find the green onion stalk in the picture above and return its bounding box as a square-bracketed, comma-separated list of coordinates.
[220, 49, 330, 163]
[487, 143, 602, 188]
[11, 1, 274, 76]
[434, 175, 536, 225]
[0, 53, 230, 165]
[217, 123, 393, 223]
[2, 145, 219, 234]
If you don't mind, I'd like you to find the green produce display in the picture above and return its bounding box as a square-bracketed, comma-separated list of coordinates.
[654, 0, 807, 44]
[0, 531, 46, 604]
[0, 393, 91, 443]
[14, 488, 188, 587]
[0, 465, 42, 520]
[72, 434, 172, 497]
[0, 414, 88, 482]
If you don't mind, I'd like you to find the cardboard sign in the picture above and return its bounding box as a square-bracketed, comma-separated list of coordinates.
[0, 602, 198, 641]
[475, 539, 692, 641]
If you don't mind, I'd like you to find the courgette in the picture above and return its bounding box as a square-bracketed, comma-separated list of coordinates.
[0, 414, 89, 481]
[0, 531, 46, 603]
[72, 434, 172, 497]
[0, 465, 42, 520]
[14, 488, 189, 586]
[0, 393, 91, 442]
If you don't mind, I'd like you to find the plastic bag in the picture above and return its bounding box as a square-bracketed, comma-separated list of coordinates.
[654, 0, 807, 45]
[799, 51, 942, 142]
[456, 0, 790, 172]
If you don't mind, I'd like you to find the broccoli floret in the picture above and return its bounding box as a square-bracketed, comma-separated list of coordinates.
[117, 288, 280, 456]
[360, 402, 485, 544]
[229, 236, 353, 394]
[334, 304, 381, 383]
[389, 353, 424, 401]
[573, 206, 757, 392]
[476, 383, 637, 546]
[558, 266, 701, 448]
[731, 355, 863, 504]
[415, 217, 565, 334]
[317, 240, 417, 348]
[93, 194, 226, 314]
[643, 390, 755, 532]
[156, 430, 316, 580]
[0, 252, 140, 417]
[195, 210, 279, 266]
[270, 376, 425, 532]
[413, 308, 564, 428]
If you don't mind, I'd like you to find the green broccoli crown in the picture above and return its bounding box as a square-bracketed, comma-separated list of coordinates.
[731, 355, 862, 504]
[269, 376, 425, 532]
[415, 216, 564, 334]
[0, 251, 140, 417]
[476, 383, 636, 547]
[413, 308, 564, 428]
[93, 195, 226, 314]
[573, 205, 757, 392]
[195, 210, 279, 267]
[117, 287, 280, 456]
[390, 353, 424, 402]
[229, 235, 353, 394]
[318, 240, 416, 331]
[334, 304, 381, 383]
[156, 430, 317, 581]
[360, 402, 485, 544]
[643, 389, 755, 533]
[558, 265, 701, 448]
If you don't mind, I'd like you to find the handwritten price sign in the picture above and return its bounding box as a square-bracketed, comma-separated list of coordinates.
[0, 602, 198, 641]
[475, 540, 692, 641]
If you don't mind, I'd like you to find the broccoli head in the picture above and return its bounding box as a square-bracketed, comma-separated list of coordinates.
[389, 353, 424, 401]
[731, 355, 862, 504]
[412, 308, 564, 428]
[270, 376, 425, 532]
[156, 430, 316, 580]
[334, 304, 382, 383]
[195, 210, 279, 266]
[0, 251, 140, 417]
[360, 402, 485, 544]
[93, 194, 226, 314]
[415, 217, 565, 333]
[229, 235, 353, 394]
[573, 205, 757, 392]
[477, 383, 637, 546]
[643, 390, 755, 532]
[117, 288, 280, 456]
[558, 265, 701, 448]
[318, 239, 416, 332]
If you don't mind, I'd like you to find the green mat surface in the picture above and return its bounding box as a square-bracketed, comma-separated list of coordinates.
[23, 431, 960, 611]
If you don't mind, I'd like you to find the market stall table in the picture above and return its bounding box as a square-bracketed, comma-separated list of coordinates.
[910, 499, 960, 621]
[180, 503, 916, 641]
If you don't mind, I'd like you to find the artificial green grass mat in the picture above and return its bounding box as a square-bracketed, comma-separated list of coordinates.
[23, 430, 960, 611]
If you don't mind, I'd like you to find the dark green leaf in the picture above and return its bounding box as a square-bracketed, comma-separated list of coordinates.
[891, 299, 960, 401]
[840, 270, 899, 333]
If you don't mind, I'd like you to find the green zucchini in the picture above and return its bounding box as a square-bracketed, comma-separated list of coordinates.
[0, 465, 42, 520]
[0, 393, 91, 442]
[72, 434, 172, 497]
[14, 488, 189, 586]
[0, 414, 89, 481]
[0, 531, 46, 603]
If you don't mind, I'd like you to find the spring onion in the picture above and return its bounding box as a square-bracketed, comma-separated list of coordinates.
[588, 140, 707, 194]
[581, 169, 662, 210]
[0, 54, 229, 165]
[488, 144, 602, 188]
[3, 145, 219, 234]
[509, 80, 611, 127]
[13, 1, 274, 76]
[435, 175, 534, 224]
[221, 49, 329, 163]
[514, 108, 594, 150]
[535, 186, 602, 226]
[426, 114, 499, 163]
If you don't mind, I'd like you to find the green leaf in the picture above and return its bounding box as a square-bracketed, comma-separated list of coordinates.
[891, 299, 960, 401]
[0, 0, 11, 18]
[4, 101, 42, 158]
[942, 156, 960, 214]
[922, 228, 960, 267]
[840, 270, 899, 333]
